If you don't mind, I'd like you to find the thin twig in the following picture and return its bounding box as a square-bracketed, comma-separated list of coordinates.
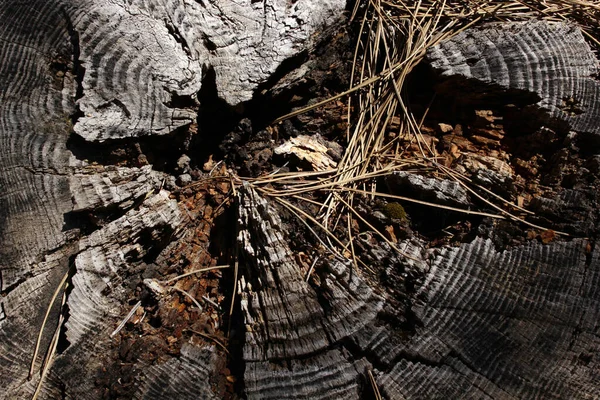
[29, 271, 69, 379]
[32, 286, 67, 400]
[186, 329, 230, 354]
[227, 259, 239, 337]
[305, 256, 320, 282]
[202, 295, 222, 311]
[162, 265, 229, 285]
[367, 369, 383, 400]
[172, 287, 203, 312]
[110, 301, 142, 338]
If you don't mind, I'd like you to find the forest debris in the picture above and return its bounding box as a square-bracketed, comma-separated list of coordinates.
[274, 134, 339, 171]
[437, 123, 454, 133]
[470, 134, 501, 148]
[386, 171, 471, 206]
[474, 110, 502, 127]
[462, 153, 513, 177]
[384, 225, 398, 243]
[539, 229, 556, 244]
[449, 143, 461, 159]
[442, 134, 479, 153]
[203, 155, 216, 172]
[110, 301, 142, 338]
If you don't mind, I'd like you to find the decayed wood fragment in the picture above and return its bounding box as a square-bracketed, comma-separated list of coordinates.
[237, 184, 383, 398]
[69, 165, 163, 211]
[274, 134, 341, 171]
[25, 191, 189, 398]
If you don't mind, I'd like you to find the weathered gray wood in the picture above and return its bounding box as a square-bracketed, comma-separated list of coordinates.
[2, 2, 600, 399]
[71, 0, 346, 141]
[133, 344, 220, 400]
[0, 2, 77, 396]
[245, 349, 372, 400]
[0, 0, 346, 398]
[386, 171, 471, 207]
[69, 165, 163, 211]
[237, 184, 382, 399]
[349, 236, 600, 399]
[23, 190, 188, 399]
[427, 21, 600, 137]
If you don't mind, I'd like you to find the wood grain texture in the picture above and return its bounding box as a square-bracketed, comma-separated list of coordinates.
[133, 344, 220, 400]
[352, 237, 600, 399]
[237, 184, 382, 399]
[386, 171, 471, 207]
[427, 21, 600, 136]
[2, 1, 600, 398]
[69, 165, 163, 211]
[0, 1, 77, 395]
[245, 349, 372, 400]
[21, 190, 187, 399]
[0, 0, 346, 397]
[71, 0, 346, 141]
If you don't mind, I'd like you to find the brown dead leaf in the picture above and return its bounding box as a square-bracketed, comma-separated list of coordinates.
[539, 229, 556, 244]
[203, 154, 216, 172]
[449, 143, 460, 159]
[437, 123, 453, 134]
[384, 225, 397, 243]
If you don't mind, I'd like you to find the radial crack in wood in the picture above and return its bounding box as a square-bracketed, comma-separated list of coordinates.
[64, 190, 183, 347]
[23, 190, 187, 399]
[3, 1, 600, 399]
[0, 0, 347, 397]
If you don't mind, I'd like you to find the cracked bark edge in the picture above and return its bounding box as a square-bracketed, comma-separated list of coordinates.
[29, 191, 189, 399]
[69, 0, 347, 141]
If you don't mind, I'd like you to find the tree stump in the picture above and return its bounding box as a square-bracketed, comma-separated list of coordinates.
[1, 2, 599, 399]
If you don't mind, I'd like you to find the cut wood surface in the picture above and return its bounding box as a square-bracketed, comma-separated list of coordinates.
[0, 0, 345, 398]
[427, 21, 600, 137]
[237, 184, 383, 398]
[370, 238, 600, 399]
[1, 2, 600, 400]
